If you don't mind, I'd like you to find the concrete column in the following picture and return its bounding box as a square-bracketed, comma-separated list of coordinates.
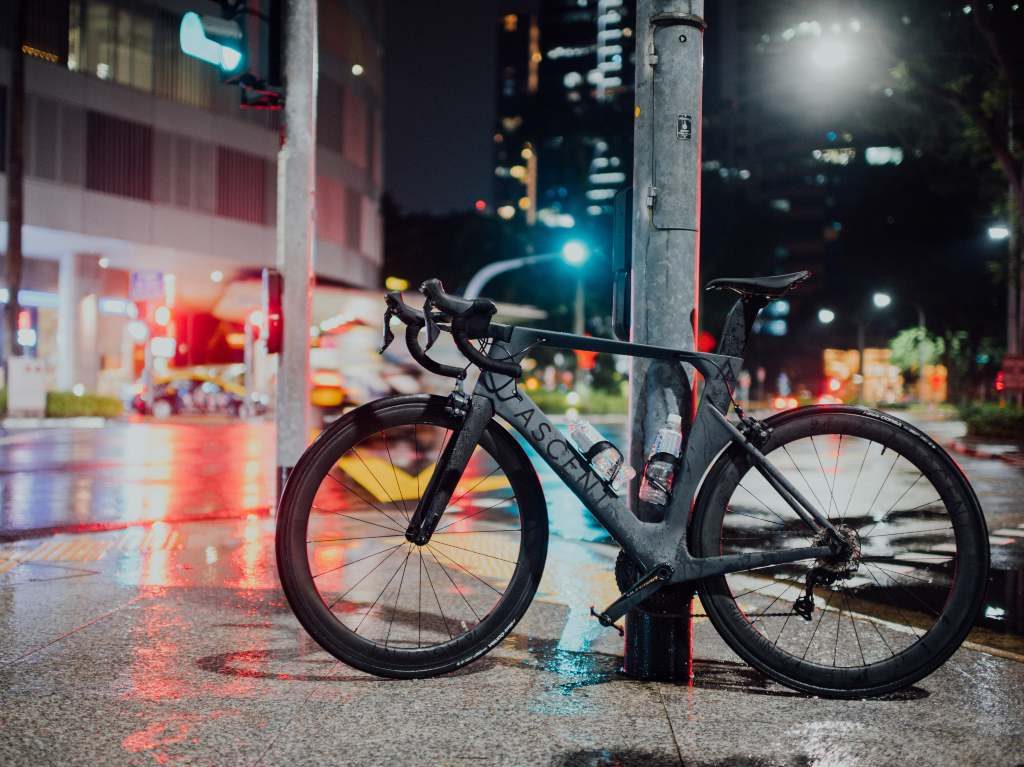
[56, 253, 101, 392]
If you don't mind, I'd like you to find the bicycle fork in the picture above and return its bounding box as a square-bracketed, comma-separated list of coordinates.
[405, 393, 494, 546]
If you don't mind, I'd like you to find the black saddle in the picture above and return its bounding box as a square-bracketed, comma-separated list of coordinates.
[705, 271, 810, 298]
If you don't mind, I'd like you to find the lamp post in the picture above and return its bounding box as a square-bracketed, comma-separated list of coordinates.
[854, 292, 891, 402]
[463, 241, 590, 323]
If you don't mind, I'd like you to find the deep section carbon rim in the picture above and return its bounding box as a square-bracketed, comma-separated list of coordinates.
[304, 420, 529, 652]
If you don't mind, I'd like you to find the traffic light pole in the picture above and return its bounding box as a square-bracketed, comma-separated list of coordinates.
[275, 0, 317, 498]
[624, 0, 705, 681]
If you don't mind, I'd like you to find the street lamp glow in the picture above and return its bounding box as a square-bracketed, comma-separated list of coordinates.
[210, 270, 224, 283]
[809, 39, 852, 71]
[872, 292, 892, 309]
[561, 241, 590, 266]
[988, 225, 1010, 241]
[818, 308, 836, 324]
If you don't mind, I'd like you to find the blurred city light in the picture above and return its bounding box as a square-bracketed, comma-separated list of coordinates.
[154, 306, 172, 326]
[818, 308, 836, 324]
[384, 276, 410, 291]
[873, 292, 892, 309]
[210, 270, 224, 283]
[351, 64, 364, 76]
[561, 241, 590, 265]
[988, 225, 1010, 241]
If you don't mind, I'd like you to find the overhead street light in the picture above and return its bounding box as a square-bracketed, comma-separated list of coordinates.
[561, 240, 590, 266]
[872, 292, 892, 309]
[818, 308, 836, 324]
[988, 225, 1010, 241]
[463, 240, 590, 299]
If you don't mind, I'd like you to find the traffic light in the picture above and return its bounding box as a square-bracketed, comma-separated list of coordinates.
[179, 1, 282, 109]
[262, 268, 283, 354]
[179, 12, 244, 74]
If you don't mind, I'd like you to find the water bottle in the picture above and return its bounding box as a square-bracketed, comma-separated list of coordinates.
[638, 414, 684, 506]
[566, 416, 635, 494]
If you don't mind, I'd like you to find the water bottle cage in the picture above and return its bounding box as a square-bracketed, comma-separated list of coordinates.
[642, 451, 679, 495]
[584, 440, 624, 482]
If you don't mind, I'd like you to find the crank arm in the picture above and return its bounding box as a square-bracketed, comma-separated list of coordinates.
[592, 563, 674, 631]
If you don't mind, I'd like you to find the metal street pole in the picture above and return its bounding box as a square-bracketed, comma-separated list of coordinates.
[915, 304, 928, 404]
[3, 0, 26, 370]
[275, 0, 317, 497]
[573, 276, 585, 336]
[625, 0, 705, 682]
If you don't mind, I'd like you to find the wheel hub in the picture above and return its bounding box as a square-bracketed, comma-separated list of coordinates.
[813, 524, 862, 580]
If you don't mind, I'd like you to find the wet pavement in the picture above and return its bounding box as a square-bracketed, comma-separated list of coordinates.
[1, 412, 1024, 764]
[1, 514, 1022, 765]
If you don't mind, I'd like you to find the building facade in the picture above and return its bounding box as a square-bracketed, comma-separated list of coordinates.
[1, 0, 383, 395]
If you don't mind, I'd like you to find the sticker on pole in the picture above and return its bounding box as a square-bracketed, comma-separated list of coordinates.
[677, 114, 692, 140]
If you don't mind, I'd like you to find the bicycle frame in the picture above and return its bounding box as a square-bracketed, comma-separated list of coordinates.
[408, 297, 838, 585]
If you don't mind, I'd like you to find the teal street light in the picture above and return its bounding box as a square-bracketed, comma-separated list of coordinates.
[872, 291, 892, 309]
[463, 240, 590, 299]
[561, 240, 590, 266]
[179, 12, 244, 73]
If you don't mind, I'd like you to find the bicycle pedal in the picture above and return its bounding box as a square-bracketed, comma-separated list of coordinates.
[590, 606, 624, 636]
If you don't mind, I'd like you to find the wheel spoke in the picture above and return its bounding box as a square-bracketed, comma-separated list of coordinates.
[428, 544, 505, 597]
[841, 438, 873, 520]
[314, 541, 404, 581]
[311, 507, 404, 534]
[326, 542, 406, 609]
[381, 430, 411, 521]
[433, 495, 518, 532]
[429, 539, 520, 566]
[325, 471, 408, 531]
[352, 545, 413, 635]
[385, 546, 415, 647]
[427, 546, 482, 622]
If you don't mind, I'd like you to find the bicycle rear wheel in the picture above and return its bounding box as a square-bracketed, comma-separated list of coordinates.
[276, 395, 548, 678]
[692, 406, 989, 698]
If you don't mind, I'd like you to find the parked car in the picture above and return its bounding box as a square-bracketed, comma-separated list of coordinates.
[132, 372, 265, 418]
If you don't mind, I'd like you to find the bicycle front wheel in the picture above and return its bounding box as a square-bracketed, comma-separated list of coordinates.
[692, 406, 989, 698]
[276, 395, 548, 678]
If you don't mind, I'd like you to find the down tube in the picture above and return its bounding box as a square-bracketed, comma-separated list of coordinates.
[481, 376, 658, 569]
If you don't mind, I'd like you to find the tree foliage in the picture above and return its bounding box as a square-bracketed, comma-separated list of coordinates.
[889, 326, 945, 375]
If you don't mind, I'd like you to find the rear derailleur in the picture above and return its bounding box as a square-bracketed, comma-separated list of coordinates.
[792, 569, 838, 622]
[793, 525, 862, 621]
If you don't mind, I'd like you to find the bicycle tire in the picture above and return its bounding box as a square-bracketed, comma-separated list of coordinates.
[276, 394, 548, 678]
[691, 406, 989, 698]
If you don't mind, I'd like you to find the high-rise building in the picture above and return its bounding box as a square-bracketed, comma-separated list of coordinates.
[493, 0, 635, 233]
[1, 0, 383, 394]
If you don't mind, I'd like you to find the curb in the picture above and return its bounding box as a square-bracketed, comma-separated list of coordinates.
[948, 439, 1024, 468]
[1, 416, 108, 430]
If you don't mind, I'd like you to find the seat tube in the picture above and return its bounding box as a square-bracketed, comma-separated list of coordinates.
[405, 394, 494, 545]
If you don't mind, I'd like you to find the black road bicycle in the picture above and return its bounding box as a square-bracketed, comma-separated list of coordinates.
[276, 273, 989, 698]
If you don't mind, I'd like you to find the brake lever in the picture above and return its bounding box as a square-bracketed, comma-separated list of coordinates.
[423, 299, 441, 350]
[378, 309, 395, 354]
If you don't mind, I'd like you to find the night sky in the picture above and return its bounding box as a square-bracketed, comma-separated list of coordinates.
[384, 0, 538, 214]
